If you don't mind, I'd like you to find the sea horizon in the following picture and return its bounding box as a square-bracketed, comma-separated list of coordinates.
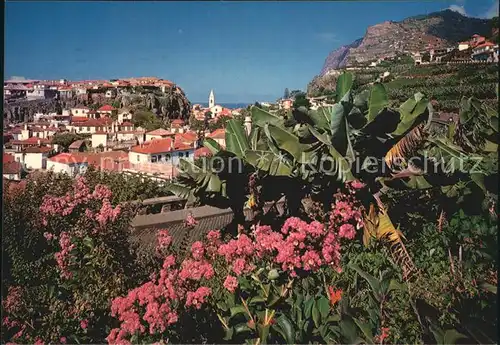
[194, 102, 252, 109]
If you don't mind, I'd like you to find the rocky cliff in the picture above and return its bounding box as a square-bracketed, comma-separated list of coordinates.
[3, 85, 191, 124]
[320, 9, 493, 75]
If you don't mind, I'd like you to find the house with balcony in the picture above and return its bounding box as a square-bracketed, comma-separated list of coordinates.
[97, 105, 118, 118]
[71, 118, 114, 134]
[129, 138, 195, 166]
[472, 42, 498, 62]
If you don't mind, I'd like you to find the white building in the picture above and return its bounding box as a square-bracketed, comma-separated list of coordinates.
[129, 138, 195, 165]
[46, 153, 89, 177]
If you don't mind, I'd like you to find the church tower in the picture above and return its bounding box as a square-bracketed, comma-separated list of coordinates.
[208, 89, 215, 108]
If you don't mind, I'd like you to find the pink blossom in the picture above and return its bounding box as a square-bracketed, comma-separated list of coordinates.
[3, 286, 23, 314]
[191, 241, 205, 260]
[338, 224, 356, 240]
[60, 337, 67, 344]
[350, 180, 365, 189]
[80, 319, 89, 330]
[185, 287, 211, 309]
[43, 232, 55, 241]
[184, 213, 198, 228]
[223, 275, 238, 293]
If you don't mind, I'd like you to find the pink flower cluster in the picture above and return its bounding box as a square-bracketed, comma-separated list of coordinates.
[108, 230, 213, 344]
[2, 286, 23, 314]
[40, 177, 121, 229]
[156, 229, 172, 255]
[39, 177, 123, 279]
[107, 183, 366, 343]
[329, 182, 365, 239]
[184, 212, 198, 228]
[54, 231, 76, 279]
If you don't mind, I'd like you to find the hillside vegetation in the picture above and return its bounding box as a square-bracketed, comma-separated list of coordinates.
[309, 62, 498, 113]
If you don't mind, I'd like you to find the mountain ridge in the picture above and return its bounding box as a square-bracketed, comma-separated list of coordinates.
[320, 9, 494, 75]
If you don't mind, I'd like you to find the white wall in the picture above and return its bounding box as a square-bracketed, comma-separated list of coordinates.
[24, 153, 48, 170]
[92, 134, 108, 148]
[129, 151, 150, 164]
[46, 161, 88, 176]
[71, 108, 90, 117]
[20, 129, 30, 140]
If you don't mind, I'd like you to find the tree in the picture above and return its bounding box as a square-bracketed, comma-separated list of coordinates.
[189, 115, 205, 132]
[51, 133, 90, 152]
[293, 93, 311, 109]
[284, 88, 290, 99]
[132, 110, 162, 131]
[289, 90, 303, 99]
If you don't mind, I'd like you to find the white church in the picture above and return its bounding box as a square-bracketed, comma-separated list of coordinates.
[207, 89, 223, 118]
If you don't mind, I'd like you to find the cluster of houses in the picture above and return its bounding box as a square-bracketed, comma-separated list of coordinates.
[4, 76, 175, 101]
[413, 34, 499, 65]
[3, 101, 230, 182]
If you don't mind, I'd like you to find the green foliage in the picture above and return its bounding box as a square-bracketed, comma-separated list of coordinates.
[51, 133, 90, 152]
[132, 110, 162, 131]
[293, 93, 311, 109]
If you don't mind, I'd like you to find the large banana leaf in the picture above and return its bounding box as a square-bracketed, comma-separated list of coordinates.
[178, 159, 223, 193]
[308, 106, 332, 130]
[385, 124, 427, 170]
[251, 106, 283, 128]
[327, 146, 354, 182]
[225, 119, 249, 158]
[335, 72, 353, 103]
[203, 137, 222, 155]
[266, 124, 311, 161]
[391, 93, 429, 136]
[366, 83, 388, 123]
[330, 103, 348, 155]
[245, 150, 293, 176]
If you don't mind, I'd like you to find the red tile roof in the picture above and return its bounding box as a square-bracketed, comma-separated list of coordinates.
[22, 146, 52, 154]
[475, 42, 495, 48]
[49, 153, 88, 164]
[194, 147, 212, 158]
[207, 128, 226, 140]
[11, 137, 51, 145]
[130, 138, 193, 154]
[120, 121, 134, 126]
[3, 153, 15, 163]
[146, 128, 173, 136]
[72, 118, 113, 127]
[98, 105, 116, 112]
[175, 131, 197, 144]
[71, 116, 89, 123]
[3, 161, 21, 175]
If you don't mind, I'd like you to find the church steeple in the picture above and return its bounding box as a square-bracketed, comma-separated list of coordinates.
[209, 89, 215, 108]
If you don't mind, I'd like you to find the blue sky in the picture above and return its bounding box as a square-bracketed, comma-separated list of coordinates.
[5, 0, 498, 103]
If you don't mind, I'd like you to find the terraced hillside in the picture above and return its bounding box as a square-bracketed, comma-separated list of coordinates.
[311, 62, 498, 113]
[358, 63, 498, 112]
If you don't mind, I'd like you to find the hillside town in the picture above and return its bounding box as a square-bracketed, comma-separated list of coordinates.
[2, 85, 248, 181]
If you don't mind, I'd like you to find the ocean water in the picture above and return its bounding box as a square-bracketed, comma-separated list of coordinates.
[196, 103, 251, 109]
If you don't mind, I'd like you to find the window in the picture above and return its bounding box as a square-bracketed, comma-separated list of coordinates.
[165, 154, 171, 161]
[87, 127, 91, 131]
[137, 155, 140, 162]
[151, 155, 158, 163]
[185, 151, 190, 158]
[179, 152, 184, 158]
